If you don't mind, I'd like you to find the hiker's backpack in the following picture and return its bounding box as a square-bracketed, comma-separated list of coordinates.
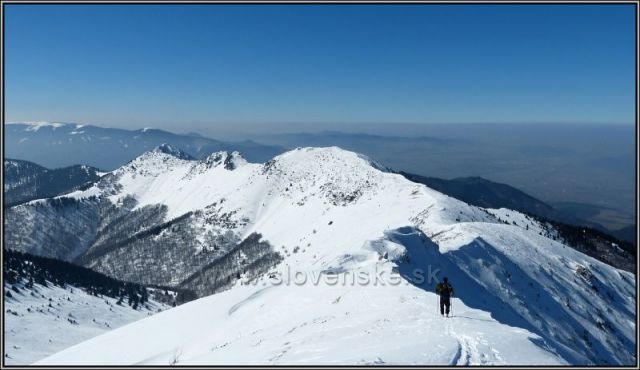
[436, 283, 453, 297]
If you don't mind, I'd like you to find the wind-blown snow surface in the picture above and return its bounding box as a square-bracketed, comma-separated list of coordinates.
[23, 147, 637, 365]
[4, 282, 170, 365]
[36, 283, 565, 366]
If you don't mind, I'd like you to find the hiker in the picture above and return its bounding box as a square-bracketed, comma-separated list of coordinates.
[435, 277, 454, 317]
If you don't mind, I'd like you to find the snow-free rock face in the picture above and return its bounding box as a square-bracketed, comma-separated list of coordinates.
[4, 146, 636, 365]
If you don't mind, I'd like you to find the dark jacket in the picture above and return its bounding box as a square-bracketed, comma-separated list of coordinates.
[435, 282, 454, 299]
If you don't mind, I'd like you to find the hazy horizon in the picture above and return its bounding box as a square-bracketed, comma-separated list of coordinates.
[3, 120, 635, 141]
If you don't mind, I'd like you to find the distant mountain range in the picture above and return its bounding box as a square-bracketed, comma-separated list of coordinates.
[5, 122, 284, 170]
[4, 159, 102, 207]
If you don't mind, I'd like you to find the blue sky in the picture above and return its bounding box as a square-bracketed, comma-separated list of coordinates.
[4, 4, 636, 130]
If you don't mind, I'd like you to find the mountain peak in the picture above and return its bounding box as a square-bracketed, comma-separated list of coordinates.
[223, 151, 247, 170]
[199, 151, 248, 171]
[116, 144, 195, 177]
[270, 147, 390, 174]
[152, 144, 194, 160]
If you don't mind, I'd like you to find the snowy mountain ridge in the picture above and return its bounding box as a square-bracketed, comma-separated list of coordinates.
[4, 145, 636, 365]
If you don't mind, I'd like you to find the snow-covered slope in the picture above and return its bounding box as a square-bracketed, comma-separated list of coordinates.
[6, 146, 636, 365]
[36, 283, 566, 366]
[4, 281, 171, 365]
